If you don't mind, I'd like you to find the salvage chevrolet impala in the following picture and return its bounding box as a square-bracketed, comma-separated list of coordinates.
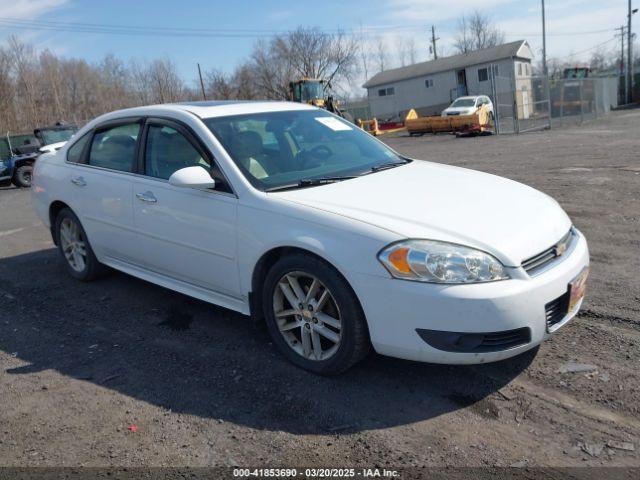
[32, 101, 589, 375]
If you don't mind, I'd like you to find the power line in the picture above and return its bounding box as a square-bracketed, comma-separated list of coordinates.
[0, 16, 622, 39]
[505, 28, 614, 37]
[554, 36, 618, 60]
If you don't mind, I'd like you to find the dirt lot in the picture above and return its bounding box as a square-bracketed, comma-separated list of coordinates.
[1, 108, 639, 474]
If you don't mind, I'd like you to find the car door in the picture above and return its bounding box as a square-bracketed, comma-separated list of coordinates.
[131, 118, 240, 298]
[68, 119, 142, 265]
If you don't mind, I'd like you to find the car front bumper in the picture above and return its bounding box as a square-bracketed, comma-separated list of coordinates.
[350, 229, 589, 364]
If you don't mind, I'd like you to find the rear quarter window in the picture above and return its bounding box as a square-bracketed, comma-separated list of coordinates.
[66, 133, 91, 164]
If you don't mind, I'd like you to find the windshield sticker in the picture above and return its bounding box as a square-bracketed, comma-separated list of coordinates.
[315, 117, 352, 131]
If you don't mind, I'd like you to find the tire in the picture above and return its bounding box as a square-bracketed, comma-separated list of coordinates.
[54, 208, 107, 281]
[262, 253, 370, 375]
[13, 165, 33, 188]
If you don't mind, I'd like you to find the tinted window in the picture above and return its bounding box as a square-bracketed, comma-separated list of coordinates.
[88, 123, 139, 172]
[66, 133, 91, 164]
[144, 125, 210, 180]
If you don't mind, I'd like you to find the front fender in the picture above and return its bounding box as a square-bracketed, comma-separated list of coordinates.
[236, 201, 400, 300]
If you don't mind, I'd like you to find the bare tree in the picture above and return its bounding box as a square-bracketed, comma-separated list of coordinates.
[588, 47, 619, 73]
[396, 37, 406, 67]
[357, 26, 370, 82]
[454, 10, 504, 54]
[0, 47, 17, 132]
[99, 54, 131, 112]
[0, 27, 361, 134]
[129, 59, 153, 105]
[148, 58, 184, 103]
[7, 36, 39, 129]
[232, 64, 258, 100]
[249, 27, 358, 100]
[359, 44, 370, 82]
[375, 37, 388, 72]
[406, 37, 417, 65]
[205, 68, 234, 99]
[250, 38, 293, 99]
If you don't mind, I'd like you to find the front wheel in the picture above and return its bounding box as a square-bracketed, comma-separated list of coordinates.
[13, 165, 33, 188]
[262, 254, 370, 375]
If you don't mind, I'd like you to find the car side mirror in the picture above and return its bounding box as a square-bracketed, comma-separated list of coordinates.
[168, 166, 216, 189]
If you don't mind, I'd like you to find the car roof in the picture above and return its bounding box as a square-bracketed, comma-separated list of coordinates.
[99, 100, 317, 122]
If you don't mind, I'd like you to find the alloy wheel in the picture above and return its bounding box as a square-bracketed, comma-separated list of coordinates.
[272, 271, 342, 361]
[59, 217, 87, 273]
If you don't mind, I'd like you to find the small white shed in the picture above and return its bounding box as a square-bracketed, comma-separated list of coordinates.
[363, 40, 534, 119]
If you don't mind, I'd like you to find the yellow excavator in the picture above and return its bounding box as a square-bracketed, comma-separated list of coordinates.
[288, 78, 353, 122]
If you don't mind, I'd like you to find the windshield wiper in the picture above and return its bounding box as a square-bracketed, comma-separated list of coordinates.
[298, 175, 358, 186]
[370, 161, 408, 173]
[265, 176, 357, 192]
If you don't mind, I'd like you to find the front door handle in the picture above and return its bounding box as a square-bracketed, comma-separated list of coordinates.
[70, 176, 86, 187]
[136, 191, 157, 203]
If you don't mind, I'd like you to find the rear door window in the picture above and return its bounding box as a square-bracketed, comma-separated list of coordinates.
[88, 123, 140, 172]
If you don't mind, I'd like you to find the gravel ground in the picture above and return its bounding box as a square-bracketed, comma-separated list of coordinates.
[0, 108, 639, 474]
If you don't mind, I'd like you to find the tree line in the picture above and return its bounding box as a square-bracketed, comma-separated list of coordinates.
[0, 28, 357, 134]
[1, 12, 632, 135]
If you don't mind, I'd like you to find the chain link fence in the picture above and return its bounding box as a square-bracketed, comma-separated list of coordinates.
[480, 68, 618, 135]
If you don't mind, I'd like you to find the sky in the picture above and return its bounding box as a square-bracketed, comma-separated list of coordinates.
[0, 0, 633, 93]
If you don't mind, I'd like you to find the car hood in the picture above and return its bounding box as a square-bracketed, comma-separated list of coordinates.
[274, 161, 571, 266]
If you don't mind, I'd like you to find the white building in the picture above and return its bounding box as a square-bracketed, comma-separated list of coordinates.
[363, 40, 534, 119]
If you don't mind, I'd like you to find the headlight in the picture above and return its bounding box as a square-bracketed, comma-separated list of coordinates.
[378, 240, 510, 284]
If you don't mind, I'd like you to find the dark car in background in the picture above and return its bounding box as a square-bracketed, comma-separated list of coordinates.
[1, 123, 76, 188]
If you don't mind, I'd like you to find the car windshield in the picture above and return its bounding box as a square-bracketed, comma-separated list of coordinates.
[204, 110, 406, 191]
[39, 128, 76, 145]
[451, 98, 476, 108]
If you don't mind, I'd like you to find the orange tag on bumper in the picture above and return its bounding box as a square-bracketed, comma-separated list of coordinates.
[568, 267, 589, 312]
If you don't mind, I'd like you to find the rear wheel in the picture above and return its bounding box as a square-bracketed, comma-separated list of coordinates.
[262, 254, 370, 375]
[55, 208, 106, 281]
[13, 165, 33, 188]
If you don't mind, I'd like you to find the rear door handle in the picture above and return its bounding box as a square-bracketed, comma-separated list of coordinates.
[70, 176, 86, 187]
[136, 191, 157, 203]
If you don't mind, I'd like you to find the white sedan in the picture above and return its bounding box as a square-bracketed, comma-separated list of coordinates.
[442, 95, 494, 117]
[32, 101, 589, 375]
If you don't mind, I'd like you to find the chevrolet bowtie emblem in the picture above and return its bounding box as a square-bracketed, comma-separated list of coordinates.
[555, 240, 568, 256]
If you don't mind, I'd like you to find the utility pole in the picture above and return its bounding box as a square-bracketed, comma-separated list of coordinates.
[431, 25, 439, 60]
[542, 0, 547, 77]
[197, 63, 207, 101]
[628, 0, 634, 103]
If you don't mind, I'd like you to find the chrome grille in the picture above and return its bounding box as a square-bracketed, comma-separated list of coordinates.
[522, 229, 573, 275]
